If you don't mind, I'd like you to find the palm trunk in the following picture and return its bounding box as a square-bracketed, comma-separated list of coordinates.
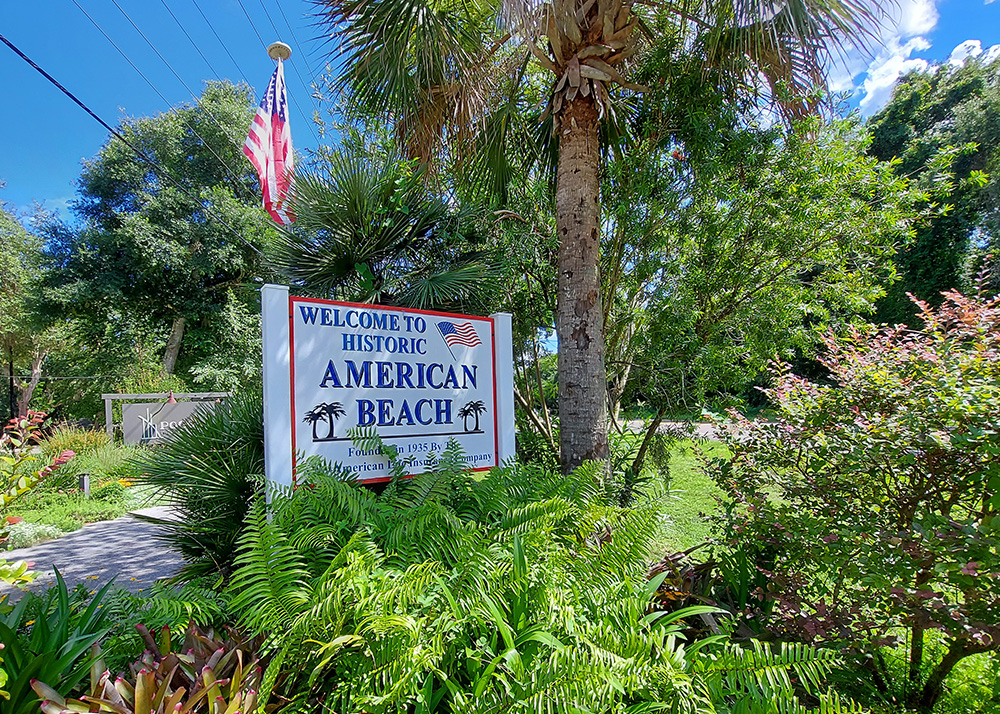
[162, 316, 186, 376]
[555, 95, 608, 472]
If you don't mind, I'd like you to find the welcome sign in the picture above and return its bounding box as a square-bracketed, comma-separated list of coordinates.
[261, 285, 515, 486]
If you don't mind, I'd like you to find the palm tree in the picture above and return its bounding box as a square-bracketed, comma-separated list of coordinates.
[304, 404, 330, 441]
[458, 402, 475, 432]
[276, 149, 497, 313]
[314, 0, 884, 471]
[467, 400, 487, 432]
[321, 401, 347, 440]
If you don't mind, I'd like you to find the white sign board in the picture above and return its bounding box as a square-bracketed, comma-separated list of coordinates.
[261, 285, 515, 486]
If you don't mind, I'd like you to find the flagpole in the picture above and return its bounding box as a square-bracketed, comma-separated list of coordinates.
[267, 42, 292, 61]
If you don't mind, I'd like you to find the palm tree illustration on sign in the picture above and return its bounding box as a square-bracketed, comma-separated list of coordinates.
[303, 402, 347, 441]
[458, 400, 487, 433]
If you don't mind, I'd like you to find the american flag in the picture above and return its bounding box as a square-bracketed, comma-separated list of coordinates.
[437, 321, 482, 348]
[243, 59, 294, 225]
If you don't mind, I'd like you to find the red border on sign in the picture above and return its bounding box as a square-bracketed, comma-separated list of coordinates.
[288, 296, 498, 483]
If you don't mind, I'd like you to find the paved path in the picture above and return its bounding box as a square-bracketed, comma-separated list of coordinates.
[1, 507, 183, 597]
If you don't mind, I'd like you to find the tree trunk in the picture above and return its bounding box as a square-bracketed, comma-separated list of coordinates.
[555, 96, 608, 473]
[15, 347, 45, 417]
[908, 639, 981, 712]
[161, 316, 186, 376]
[7, 344, 14, 421]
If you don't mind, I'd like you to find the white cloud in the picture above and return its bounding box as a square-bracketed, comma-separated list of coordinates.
[948, 39, 983, 65]
[828, 0, 940, 116]
[858, 37, 931, 115]
[946, 39, 1000, 67]
[892, 0, 939, 37]
[38, 196, 73, 219]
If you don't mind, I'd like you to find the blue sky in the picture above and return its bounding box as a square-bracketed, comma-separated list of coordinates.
[1, 0, 998, 221]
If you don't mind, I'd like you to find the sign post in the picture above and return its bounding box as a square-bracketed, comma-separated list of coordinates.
[261, 284, 515, 487]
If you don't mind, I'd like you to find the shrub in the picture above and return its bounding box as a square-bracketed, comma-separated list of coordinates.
[4, 521, 63, 549]
[0, 412, 74, 585]
[134, 391, 263, 582]
[39, 425, 109, 461]
[90, 481, 126, 502]
[705, 288, 1000, 713]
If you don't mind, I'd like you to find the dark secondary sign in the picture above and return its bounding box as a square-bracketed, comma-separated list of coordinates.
[261, 286, 515, 485]
[122, 401, 211, 445]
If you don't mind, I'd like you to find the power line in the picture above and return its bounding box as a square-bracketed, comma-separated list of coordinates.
[189, 0, 253, 87]
[158, 0, 224, 80]
[71, 0, 251, 197]
[106, 0, 253, 163]
[233, 0, 322, 145]
[271, 0, 321, 83]
[255, 0, 324, 125]
[0, 31, 265, 258]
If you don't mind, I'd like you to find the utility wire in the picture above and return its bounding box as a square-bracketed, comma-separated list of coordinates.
[0, 32, 264, 258]
[234, 0, 322, 144]
[158, 0, 224, 80]
[189, 0, 253, 87]
[106, 0, 254, 163]
[271, 0, 322, 83]
[255, 0, 324, 123]
[72, 0, 251, 197]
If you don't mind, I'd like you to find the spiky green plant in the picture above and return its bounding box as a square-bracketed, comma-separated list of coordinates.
[133, 391, 264, 583]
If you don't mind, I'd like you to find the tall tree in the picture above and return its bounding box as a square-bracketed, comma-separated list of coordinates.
[41, 81, 278, 377]
[867, 54, 1000, 323]
[0, 201, 52, 417]
[315, 0, 884, 471]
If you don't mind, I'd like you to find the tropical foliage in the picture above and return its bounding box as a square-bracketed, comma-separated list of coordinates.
[0, 412, 75, 585]
[134, 391, 263, 582]
[275, 148, 499, 313]
[219, 434, 862, 712]
[0, 572, 115, 714]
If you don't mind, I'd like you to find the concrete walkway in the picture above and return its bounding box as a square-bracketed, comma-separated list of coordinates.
[0, 507, 183, 597]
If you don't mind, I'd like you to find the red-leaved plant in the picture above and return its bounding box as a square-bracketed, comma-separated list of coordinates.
[705, 286, 1000, 712]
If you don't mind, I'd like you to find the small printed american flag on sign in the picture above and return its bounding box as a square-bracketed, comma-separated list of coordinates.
[243, 59, 294, 225]
[437, 320, 482, 349]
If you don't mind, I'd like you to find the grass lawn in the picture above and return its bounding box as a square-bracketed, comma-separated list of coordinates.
[650, 438, 729, 557]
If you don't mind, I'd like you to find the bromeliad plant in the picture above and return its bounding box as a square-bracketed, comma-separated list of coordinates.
[706, 286, 1000, 713]
[31, 622, 261, 714]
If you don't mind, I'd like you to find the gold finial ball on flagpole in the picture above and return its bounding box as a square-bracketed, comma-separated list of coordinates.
[267, 42, 292, 61]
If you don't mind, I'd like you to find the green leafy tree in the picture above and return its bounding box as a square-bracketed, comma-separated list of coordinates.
[607, 116, 916, 436]
[0, 202, 52, 418]
[40, 81, 279, 379]
[867, 54, 1000, 323]
[314, 0, 884, 472]
[706, 286, 1000, 712]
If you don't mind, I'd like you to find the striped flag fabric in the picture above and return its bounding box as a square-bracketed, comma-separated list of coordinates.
[437, 321, 482, 348]
[243, 59, 294, 225]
